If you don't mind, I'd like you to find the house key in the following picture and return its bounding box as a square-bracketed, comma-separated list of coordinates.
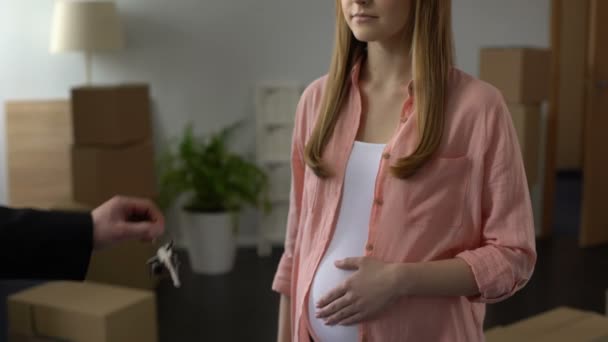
[147, 240, 181, 288]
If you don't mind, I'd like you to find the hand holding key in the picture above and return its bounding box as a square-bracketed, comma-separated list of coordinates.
[91, 196, 165, 250]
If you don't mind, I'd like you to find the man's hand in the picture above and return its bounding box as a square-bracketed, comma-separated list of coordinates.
[91, 196, 165, 250]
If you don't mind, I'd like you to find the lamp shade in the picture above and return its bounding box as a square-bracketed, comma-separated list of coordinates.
[51, 0, 125, 53]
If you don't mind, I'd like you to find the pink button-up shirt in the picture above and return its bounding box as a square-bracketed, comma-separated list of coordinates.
[272, 62, 537, 342]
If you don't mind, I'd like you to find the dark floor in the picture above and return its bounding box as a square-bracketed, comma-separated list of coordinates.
[156, 249, 281, 342]
[553, 171, 584, 237]
[1, 174, 607, 342]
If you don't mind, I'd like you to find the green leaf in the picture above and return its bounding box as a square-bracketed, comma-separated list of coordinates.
[157, 121, 271, 220]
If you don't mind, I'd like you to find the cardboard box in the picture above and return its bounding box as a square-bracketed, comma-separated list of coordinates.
[556, 0, 588, 170]
[71, 141, 157, 206]
[71, 85, 151, 146]
[508, 103, 541, 186]
[480, 48, 551, 103]
[51, 200, 159, 290]
[485, 307, 608, 342]
[5, 100, 73, 209]
[86, 240, 159, 290]
[8, 281, 157, 342]
[9, 335, 62, 342]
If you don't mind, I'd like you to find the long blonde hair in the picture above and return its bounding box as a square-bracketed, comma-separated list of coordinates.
[304, 0, 454, 179]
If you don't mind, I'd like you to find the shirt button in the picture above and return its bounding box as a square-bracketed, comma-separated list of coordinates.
[382, 152, 391, 160]
[374, 198, 384, 206]
[365, 243, 374, 252]
[400, 116, 408, 123]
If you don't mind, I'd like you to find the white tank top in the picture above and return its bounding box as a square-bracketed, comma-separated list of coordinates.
[308, 141, 386, 342]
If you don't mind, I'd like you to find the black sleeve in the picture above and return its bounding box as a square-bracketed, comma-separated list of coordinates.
[0, 206, 93, 280]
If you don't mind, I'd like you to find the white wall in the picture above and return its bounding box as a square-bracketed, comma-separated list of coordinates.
[0, 0, 549, 242]
[452, 0, 551, 76]
[0, 0, 335, 243]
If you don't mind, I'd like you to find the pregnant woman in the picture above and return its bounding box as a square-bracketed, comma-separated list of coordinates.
[273, 0, 537, 341]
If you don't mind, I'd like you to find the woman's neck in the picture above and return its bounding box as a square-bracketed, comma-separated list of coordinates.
[361, 34, 413, 90]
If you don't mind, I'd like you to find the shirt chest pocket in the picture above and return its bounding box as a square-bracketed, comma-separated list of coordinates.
[404, 156, 471, 230]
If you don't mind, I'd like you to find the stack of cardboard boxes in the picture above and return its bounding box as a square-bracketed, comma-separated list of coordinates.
[57, 84, 159, 290]
[6, 85, 161, 342]
[480, 48, 551, 187]
[70, 84, 157, 205]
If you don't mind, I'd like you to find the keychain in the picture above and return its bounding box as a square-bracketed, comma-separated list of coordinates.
[147, 240, 181, 288]
[127, 210, 182, 288]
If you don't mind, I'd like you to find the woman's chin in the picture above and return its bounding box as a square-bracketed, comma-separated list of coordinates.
[351, 30, 383, 43]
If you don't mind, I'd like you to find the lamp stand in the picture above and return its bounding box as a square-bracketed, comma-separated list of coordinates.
[84, 50, 92, 86]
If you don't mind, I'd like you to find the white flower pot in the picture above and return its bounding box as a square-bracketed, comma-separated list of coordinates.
[182, 211, 236, 275]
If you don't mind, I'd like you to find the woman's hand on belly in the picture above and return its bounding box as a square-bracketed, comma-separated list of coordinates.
[314, 256, 401, 326]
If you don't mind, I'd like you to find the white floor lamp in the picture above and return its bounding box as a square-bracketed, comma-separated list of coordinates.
[50, 0, 125, 86]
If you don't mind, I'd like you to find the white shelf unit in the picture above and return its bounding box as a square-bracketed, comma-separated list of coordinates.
[255, 82, 303, 257]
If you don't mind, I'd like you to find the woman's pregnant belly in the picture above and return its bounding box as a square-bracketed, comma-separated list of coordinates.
[308, 240, 362, 342]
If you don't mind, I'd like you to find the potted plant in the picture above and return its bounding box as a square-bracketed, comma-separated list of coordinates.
[158, 122, 270, 275]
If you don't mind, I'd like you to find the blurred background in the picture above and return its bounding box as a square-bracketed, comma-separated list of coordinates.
[0, 0, 606, 341]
